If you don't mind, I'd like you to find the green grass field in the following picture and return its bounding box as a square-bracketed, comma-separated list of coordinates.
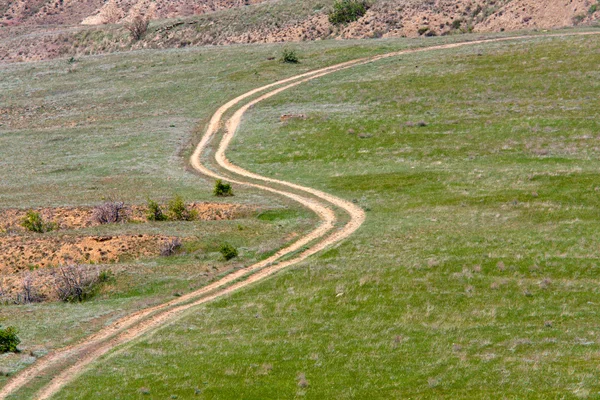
[3, 30, 600, 398]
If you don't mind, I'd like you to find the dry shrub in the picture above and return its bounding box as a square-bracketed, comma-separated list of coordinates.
[160, 238, 182, 257]
[51, 265, 101, 302]
[92, 200, 128, 224]
[126, 14, 149, 40]
[0, 274, 45, 304]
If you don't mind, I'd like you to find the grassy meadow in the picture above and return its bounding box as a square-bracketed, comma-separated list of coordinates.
[2, 29, 600, 398]
[1, 31, 502, 391]
[50, 32, 600, 399]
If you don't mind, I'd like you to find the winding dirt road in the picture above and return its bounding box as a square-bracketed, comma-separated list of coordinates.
[1, 30, 598, 399]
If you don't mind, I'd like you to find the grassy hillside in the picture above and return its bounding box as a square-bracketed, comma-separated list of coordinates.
[1, 33, 500, 393]
[44, 32, 600, 399]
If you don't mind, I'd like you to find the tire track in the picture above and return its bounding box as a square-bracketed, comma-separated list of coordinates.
[1, 30, 598, 400]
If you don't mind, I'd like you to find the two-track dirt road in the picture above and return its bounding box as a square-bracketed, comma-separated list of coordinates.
[1, 30, 598, 399]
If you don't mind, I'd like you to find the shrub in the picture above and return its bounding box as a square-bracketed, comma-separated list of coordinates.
[146, 198, 167, 221]
[0, 326, 20, 353]
[281, 49, 299, 64]
[160, 238, 182, 257]
[213, 180, 234, 197]
[21, 211, 56, 233]
[92, 200, 128, 224]
[590, 3, 598, 14]
[167, 195, 198, 221]
[52, 265, 101, 302]
[219, 243, 238, 261]
[126, 14, 149, 40]
[328, 0, 369, 25]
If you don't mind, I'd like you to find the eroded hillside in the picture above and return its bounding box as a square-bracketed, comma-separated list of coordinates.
[0, 0, 598, 63]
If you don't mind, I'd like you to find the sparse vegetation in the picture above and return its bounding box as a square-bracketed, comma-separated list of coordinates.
[20, 211, 56, 233]
[0, 326, 20, 353]
[219, 243, 238, 261]
[213, 180, 234, 197]
[328, 0, 369, 25]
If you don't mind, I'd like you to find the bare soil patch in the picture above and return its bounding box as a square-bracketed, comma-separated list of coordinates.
[0, 202, 250, 271]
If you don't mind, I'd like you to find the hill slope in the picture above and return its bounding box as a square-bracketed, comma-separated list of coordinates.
[0, 0, 598, 63]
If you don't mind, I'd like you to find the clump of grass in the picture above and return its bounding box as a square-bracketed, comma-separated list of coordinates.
[146, 198, 167, 221]
[0, 326, 20, 353]
[214, 180, 234, 197]
[328, 0, 369, 25]
[167, 195, 198, 221]
[281, 48, 299, 64]
[21, 211, 57, 233]
[219, 243, 238, 261]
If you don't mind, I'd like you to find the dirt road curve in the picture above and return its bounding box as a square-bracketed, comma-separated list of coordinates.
[1, 31, 598, 399]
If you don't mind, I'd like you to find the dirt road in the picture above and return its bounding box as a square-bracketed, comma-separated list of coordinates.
[1, 30, 598, 399]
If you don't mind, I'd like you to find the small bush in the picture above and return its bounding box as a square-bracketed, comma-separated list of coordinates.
[93, 200, 128, 224]
[328, 0, 369, 25]
[160, 238, 182, 257]
[146, 198, 167, 221]
[219, 243, 238, 261]
[126, 14, 149, 40]
[52, 265, 101, 302]
[213, 180, 234, 197]
[281, 49, 299, 64]
[167, 195, 198, 221]
[590, 3, 598, 14]
[21, 211, 56, 233]
[0, 326, 20, 353]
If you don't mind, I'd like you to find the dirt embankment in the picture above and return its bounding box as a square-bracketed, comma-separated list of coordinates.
[0, 203, 249, 271]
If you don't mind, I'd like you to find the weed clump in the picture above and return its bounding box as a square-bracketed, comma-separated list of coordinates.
[0, 326, 20, 353]
[219, 243, 238, 261]
[146, 198, 167, 221]
[281, 48, 299, 64]
[167, 195, 198, 221]
[21, 211, 56, 233]
[214, 180, 234, 197]
[328, 0, 369, 25]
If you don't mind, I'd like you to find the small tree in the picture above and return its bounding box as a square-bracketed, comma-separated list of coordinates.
[0, 326, 20, 353]
[213, 180, 234, 197]
[219, 243, 238, 261]
[146, 198, 167, 221]
[21, 211, 56, 233]
[328, 0, 369, 25]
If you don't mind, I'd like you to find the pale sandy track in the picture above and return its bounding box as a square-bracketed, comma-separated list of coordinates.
[1, 31, 598, 400]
